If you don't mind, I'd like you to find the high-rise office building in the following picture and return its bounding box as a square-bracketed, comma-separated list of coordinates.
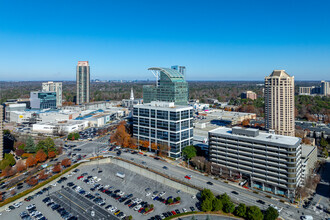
[133, 101, 193, 158]
[42, 81, 62, 107]
[76, 61, 90, 105]
[143, 67, 188, 105]
[209, 127, 302, 198]
[265, 70, 295, 137]
[0, 105, 3, 160]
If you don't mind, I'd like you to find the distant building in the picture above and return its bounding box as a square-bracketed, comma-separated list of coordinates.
[209, 127, 302, 198]
[76, 61, 90, 105]
[321, 81, 330, 96]
[121, 88, 143, 109]
[265, 70, 295, 136]
[30, 91, 57, 110]
[133, 101, 193, 158]
[298, 81, 329, 96]
[42, 81, 63, 107]
[241, 91, 257, 100]
[0, 105, 3, 160]
[143, 67, 188, 105]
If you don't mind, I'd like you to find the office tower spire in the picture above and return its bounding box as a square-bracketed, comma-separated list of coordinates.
[265, 70, 295, 136]
[76, 61, 90, 105]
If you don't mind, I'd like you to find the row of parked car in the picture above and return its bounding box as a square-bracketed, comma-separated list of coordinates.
[21, 204, 47, 220]
[42, 197, 77, 220]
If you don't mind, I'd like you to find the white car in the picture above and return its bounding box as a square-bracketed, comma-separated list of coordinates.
[105, 185, 110, 189]
[5, 207, 11, 212]
[136, 198, 142, 204]
[93, 176, 98, 180]
[159, 191, 166, 197]
[51, 183, 57, 187]
[120, 214, 126, 219]
[119, 191, 125, 196]
[146, 192, 151, 197]
[182, 208, 187, 213]
[26, 204, 36, 210]
[96, 178, 101, 182]
[134, 205, 142, 211]
[110, 207, 117, 212]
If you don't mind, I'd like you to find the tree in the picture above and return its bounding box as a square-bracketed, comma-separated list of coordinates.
[36, 137, 56, 154]
[234, 203, 247, 217]
[167, 198, 173, 204]
[110, 121, 131, 147]
[322, 148, 329, 158]
[212, 198, 223, 211]
[242, 119, 250, 126]
[218, 193, 230, 204]
[15, 149, 25, 157]
[10, 190, 16, 196]
[27, 177, 38, 186]
[1, 166, 11, 177]
[264, 206, 279, 220]
[223, 201, 235, 213]
[61, 158, 71, 167]
[4, 153, 16, 166]
[201, 188, 214, 201]
[35, 149, 47, 163]
[68, 133, 73, 140]
[52, 163, 62, 173]
[73, 133, 80, 140]
[201, 199, 213, 212]
[38, 170, 48, 180]
[321, 138, 328, 148]
[182, 145, 197, 160]
[175, 197, 181, 202]
[246, 206, 263, 220]
[48, 151, 56, 158]
[16, 160, 26, 173]
[25, 136, 36, 153]
[26, 155, 37, 167]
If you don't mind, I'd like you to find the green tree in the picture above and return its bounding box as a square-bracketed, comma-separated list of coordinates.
[321, 138, 328, 148]
[212, 198, 223, 211]
[36, 137, 56, 155]
[168, 198, 173, 204]
[73, 133, 80, 140]
[223, 201, 235, 213]
[5, 153, 15, 166]
[246, 206, 263, 220]
[264, 206, 279, 220]
[18, 143, 25, 150]
[25, 136, 36, 153]
[323, 148, 329, 158]
[182, 145, 197, 160]
[201, 189, 215, 201]
[68, 133, 73, 140]
[201, 198, 213, 212]
[218, 193, 230, 203]
[234, 203, 247, 217]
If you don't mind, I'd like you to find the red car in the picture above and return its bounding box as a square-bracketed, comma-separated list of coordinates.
[77, 176, 83, 180]
[171, 211, 177, 215]
[184, 175, 192, 180]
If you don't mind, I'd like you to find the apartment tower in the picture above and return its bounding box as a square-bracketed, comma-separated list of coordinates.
[265, 70, 295, 136]
[76, 61, 90, 105]
[42, 81, 62, 107]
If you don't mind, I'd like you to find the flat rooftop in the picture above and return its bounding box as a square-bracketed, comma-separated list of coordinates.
[302, 145, 316, 158]
[210, 127, 300, 146]
[134, 101, 192, 111]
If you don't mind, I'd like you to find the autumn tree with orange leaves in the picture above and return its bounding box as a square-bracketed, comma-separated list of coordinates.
[26, 155, 37, 167]
[16, 160, 26, 173]
[48, 151, 56, 158]
[35, 149, 47, 163]
[52, 163, 62, 173]
[61, 158, 71, 167]
[241, 119, 250, 127]
[110, 121, 131, 147]
[27, 177, 38, 186]
[38, 170, 48, 180]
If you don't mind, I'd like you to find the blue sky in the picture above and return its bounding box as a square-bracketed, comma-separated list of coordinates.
[0, 0, 329, 81]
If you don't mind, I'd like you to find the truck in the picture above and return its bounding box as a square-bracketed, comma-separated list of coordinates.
[116, 172, 125, 179]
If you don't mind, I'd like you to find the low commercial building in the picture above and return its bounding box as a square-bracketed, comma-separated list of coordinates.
[32, 120, 88, 134]
[301, 145, 317, 182]
[209, 127, 302, 198]
[133, 101, 193, 158]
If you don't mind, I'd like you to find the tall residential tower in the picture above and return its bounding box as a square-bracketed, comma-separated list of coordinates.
[265, 70, 295, 136]
[76, 61, 90, 105]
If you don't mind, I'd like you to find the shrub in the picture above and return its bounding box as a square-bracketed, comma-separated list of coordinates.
[201, 198, 212, 212]
[264, 206, 279, 220]
[234, 203, 246, 217]
[246, 206, 263, 220]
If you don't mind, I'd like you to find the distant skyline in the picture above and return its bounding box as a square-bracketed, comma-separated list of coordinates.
[0, 0, 329, 81]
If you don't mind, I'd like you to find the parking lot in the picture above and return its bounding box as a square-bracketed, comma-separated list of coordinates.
[64, 162, 199, 220]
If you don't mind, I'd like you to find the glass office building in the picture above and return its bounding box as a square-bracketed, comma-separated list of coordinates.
[143, 67, 188, 105]
[133, 101, 193, 158]
[30, 91, 57, 109]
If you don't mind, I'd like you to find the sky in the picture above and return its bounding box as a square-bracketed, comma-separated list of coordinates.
[0, 0, 329, 81]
